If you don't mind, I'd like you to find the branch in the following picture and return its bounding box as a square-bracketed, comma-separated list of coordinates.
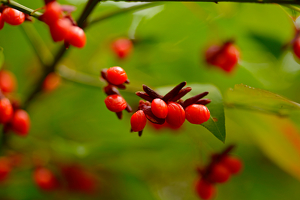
[0, 0, 42, 19]
[23, 0, 101, 108]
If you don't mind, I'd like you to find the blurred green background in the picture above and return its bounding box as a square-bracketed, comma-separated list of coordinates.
[1, 0, 300, 199]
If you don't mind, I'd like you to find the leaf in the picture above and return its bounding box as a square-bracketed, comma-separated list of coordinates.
[0, 47, 4, 70]
[226, 84, 300, 116]
[157, 83, 226, 143]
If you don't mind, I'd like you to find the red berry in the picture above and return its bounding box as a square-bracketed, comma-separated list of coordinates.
[151, 98, 168, 119]
[0, 70, 17, 93]
[220, 156, 243, 174]
[41, 1, 62, 26]
[65, 26, 86, 48]
[104, 94, 127, 112]
[0, 98, 13, 124]
[166, 102, 185, 128]
[106, 66, 128, 85]
[0, 157, 11, 182]
[11, 109, 30, 136]
[43, 72, 61, 92]
[112, 38, 133, 59]
[293, 37, 300, 59]
[185, 104, 210, 124]
[208, 164, 231, 183]
[0, 13, 5, 30]
[2, 8, 25, 26]
[61, 165, 96, 194]
[195, 179, 216, 200]
[130, 110, 147, 132]
[33, 168, 59, 191]
[49, 18, 72, 42]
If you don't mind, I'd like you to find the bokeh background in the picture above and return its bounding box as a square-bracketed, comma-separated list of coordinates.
[1, 0, 300, 199]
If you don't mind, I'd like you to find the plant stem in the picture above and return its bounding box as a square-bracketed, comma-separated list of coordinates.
[20, 24, 54, 66]
[87, 2, 162, 27]
[281, 4, 300, 12]
[23, 0, 101, 108]
[0, 0, 42, 19]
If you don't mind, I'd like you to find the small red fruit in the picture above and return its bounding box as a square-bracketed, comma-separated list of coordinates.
[112, 38, 133, 59]
[130, 110, 147, 132]
[207, 164, 231, 183]
[65, 26, 86, 48]
[0, 13, 5, 30]
[104, 94, 127, 112]
[2, 8, 25, 25]
[43, 72, 61, 92]
[0, 157, 11, 182]
[49, 18, 72, 42]
[33, 168, 59, 191]
[185, 104, 210, 124]
[0, 70, 17, 93]
[41, 1, 62, 26]
[195, 179, 216, 200]
[106, 66, 128, 85]
[151, 98, 168, 119]
[220, 156, 243, 174]
[293, 37, 300, 59]
[166, 102, 185, 128]
[0, 98, 13, 124]
[11, 109, 30, 136]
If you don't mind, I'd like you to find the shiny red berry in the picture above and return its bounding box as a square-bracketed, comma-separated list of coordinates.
[41, 1, 62, 26]
[43, 72, 61, 92]
[0, 98, 13, 124]
[195, 179, 216, 200]
[49, 18, 72, 42]
[166, 102, 185, 128]
[2, 8, 25, 26]
[65, 26, 86, 48]
[33, 168, 59, 191]
[220, 156, 243, 174]
[208, 164, 231, 183]
[185, 104, 210, 124]
[0, 157, 11, 182]
[0, 70, 17, 93]
[151, 98, 168, 119]
[106, 66, 128, 85]
[112, 38, 133, 59]
[0, 13, 5, 30]
[131, 110, 147, 132]
[11, 109, 30, 136]
[104, 94, 127, 112]
[293, 37, 300, 59]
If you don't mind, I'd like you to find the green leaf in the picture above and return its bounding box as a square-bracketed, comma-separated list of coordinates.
[226, 84, 300, 116]
[157, 83, 226, 143]
[0, 47, 4, 70]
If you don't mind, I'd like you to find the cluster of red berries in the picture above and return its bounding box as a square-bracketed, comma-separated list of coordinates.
[111, 38, 133, 59]
[0, 70, 30, 136]
[0, 5, 25, 30]
[33, 164, 97, 193]
[131, 82, 211, 136]
[195, 145, 243, 200]
[205, 41, 239, 73]
[101, 66, 132, 119]
[40, 1, 86, 48]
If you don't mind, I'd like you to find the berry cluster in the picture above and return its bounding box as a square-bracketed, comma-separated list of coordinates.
[111, 38, 133, 59]
[0, 5, 25, 30]
[195, 145, 243, 200]
[205, 41, 239, 73]
[40, 1, 86, 48]
[33, 164, 97, 193]
[0, 70, 30, 136]
[131, 82, 211, 136]
[101, 66, 132, 119]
